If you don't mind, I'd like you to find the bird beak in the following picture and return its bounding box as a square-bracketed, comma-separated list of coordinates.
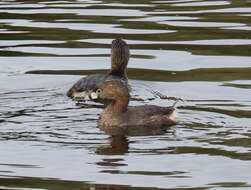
[90, 92, 98, 100]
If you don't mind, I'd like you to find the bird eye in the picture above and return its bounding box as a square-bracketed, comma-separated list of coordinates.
[96, 89, 102, 94]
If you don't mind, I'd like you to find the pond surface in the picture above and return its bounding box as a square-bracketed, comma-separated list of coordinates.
[0, 0, 251, 189]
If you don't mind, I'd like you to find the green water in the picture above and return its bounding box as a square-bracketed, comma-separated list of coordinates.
[0, 0, 251, 189]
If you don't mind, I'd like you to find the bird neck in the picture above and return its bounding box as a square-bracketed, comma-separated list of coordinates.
[108, 43, 129, 78]
[104, 96, 129, 114]
[108, 67, 127, 79]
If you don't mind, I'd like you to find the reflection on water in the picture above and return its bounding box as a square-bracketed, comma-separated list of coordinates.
[1, 0, 251, 189]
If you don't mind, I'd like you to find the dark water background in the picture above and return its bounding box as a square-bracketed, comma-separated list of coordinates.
[0, 0, 251, 189]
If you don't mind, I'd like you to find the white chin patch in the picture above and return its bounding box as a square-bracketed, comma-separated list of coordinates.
[73, 91, 89, 100]
[90, 92, 98, 100]
[169, 110, 177, 121]
[84, 95, 90, 101]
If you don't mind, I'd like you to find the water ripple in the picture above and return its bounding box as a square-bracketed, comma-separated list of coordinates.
[1, 0, 251, 189]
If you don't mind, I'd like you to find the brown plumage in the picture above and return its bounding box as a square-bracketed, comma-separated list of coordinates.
[91, 80, 177, 135]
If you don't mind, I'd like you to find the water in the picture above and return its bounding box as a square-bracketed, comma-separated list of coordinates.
[0, 0, 251, 189]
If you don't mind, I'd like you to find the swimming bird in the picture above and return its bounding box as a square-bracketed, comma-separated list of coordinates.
[67, 39, 129, 101]
[90, 80, 176, 135]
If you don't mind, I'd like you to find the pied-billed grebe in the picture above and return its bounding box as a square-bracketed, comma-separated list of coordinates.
[90, 80, 176, 135]
[67, 39, 129, 100]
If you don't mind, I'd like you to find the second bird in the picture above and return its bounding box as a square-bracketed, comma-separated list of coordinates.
[67, 39, 130, 101]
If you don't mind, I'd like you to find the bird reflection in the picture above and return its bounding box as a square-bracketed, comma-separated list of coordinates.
[96, 135, 129, 155]
[95, 125, 173, 156]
